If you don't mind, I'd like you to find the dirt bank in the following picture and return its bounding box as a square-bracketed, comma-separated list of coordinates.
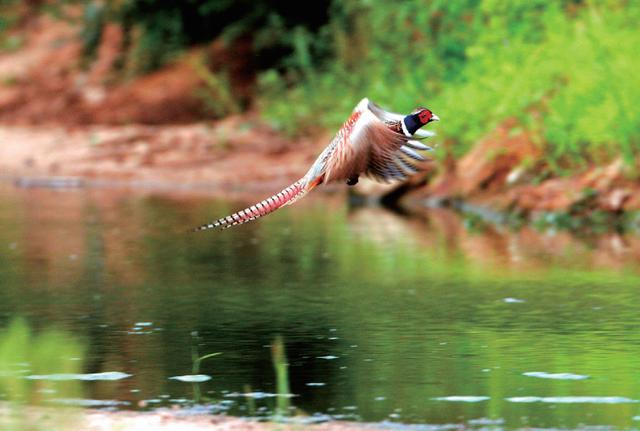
[3, 117, 639, 223]
[0, 120, 327, 196]
[416, 121, 640, 219]
[0, 13, 342, 196]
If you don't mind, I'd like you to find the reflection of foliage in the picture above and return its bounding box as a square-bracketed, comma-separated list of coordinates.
[0, 317, 85, 430]
[271, 335, 290, 419]
[0, 318, 84, 404]
[3, 192, 640, 427]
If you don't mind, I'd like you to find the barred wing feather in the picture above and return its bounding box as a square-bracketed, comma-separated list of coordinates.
[344, 104, 433, 183]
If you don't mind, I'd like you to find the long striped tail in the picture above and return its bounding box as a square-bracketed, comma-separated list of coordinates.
[192, 178, 314, 232]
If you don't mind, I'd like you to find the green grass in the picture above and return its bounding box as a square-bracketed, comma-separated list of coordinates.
[258, 1, 640, 172]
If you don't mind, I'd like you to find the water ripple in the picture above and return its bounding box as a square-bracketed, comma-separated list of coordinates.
[168, 374, 212, 383]
[26, 371, 131, 381]
[523, 371, 589, 380]
[506, 396, 637, 404]
[432, 396, 490, 402]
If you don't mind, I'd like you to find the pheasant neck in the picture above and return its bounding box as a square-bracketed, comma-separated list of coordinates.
[402, 113, 423, 136]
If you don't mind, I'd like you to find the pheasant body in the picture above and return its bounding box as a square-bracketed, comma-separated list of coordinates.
[193, 98, 438, 232]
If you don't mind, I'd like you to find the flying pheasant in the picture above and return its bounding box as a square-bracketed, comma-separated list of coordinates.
[193, 98, 439, 232]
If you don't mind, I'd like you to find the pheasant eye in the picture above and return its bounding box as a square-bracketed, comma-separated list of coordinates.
[418, 110, 432, 124]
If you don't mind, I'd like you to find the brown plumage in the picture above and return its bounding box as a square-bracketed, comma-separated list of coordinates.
[193, 98, 439, 232]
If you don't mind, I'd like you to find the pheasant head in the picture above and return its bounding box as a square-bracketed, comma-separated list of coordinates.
[402, 107, 439, 136]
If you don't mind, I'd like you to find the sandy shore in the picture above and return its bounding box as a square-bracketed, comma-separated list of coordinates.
[0, 121, 321, 195]
[82, 411, 378, 431]
[3, 406, 396, 431]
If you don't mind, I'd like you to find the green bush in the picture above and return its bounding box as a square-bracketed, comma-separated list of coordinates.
[259, 0, 640, 171]
[71, 1, 640, 169]
[437, 1, 640, 165]
[79, 0, 335, 75]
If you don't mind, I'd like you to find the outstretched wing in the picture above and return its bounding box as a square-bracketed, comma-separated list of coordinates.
[367, 127, 435, 183]
[336, 99, 434, 183]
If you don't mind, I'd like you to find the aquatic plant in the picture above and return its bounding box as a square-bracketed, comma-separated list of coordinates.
[188, 332, 221, 403]
[271, 335, 291, 419]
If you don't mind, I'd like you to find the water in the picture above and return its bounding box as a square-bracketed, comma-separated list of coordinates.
[1, 183, 640, 429]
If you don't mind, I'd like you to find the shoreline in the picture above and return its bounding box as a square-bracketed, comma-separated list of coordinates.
[1, 405, 384, 431]
[4, 404, 626, 431]
[2, 121, 639, 234]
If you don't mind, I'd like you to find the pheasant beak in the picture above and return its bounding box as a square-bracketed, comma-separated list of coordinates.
[430, 114, 440, 122]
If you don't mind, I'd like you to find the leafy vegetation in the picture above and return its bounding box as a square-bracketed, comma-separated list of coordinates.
[71, 1, 638, 170]
[78, 0, 334, 74]
[257, 1, 640, 170]
[2, 1, 634, 170]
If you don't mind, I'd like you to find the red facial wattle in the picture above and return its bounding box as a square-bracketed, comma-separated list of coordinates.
[418, 110, 432, 124]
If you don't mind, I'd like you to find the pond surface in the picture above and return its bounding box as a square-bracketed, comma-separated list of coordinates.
[1, 183, 640, 429]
